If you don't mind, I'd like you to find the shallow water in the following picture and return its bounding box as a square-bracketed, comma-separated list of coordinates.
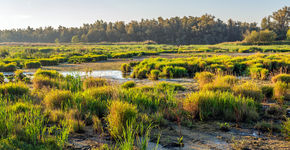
[3, 70, 198, 83]
[61, 70, 126, 80]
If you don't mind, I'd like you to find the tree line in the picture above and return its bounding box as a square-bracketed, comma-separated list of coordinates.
[0, 7, 288, 44]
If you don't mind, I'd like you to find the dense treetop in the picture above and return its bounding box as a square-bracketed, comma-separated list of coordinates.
[0, 7, 288, 44]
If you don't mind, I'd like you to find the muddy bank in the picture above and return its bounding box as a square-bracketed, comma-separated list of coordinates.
[67, 121, 289, 150]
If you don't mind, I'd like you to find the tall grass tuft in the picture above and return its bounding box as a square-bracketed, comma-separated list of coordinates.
[107, 100, 138, 138]
[0, 82, 29, 100]
[83, 77, 108, 90]
[274, 81, 289, 102]
[183, 91, 258, 122]
[233, 81, 263, 102]
[194, 72, 215, 88]
[43, 89, 73, 110]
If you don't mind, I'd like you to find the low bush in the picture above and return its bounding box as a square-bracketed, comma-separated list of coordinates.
[43, 89, 73, 109]
[107, 100, 138, 138]
[83, 77, 108, 90]
[183, 91, 258, 121]
[233, 82, 263, 102]
[121, 81, 136, 89]
[24, 61, 41, 69]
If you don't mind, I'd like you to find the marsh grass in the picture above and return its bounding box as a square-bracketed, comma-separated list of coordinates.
[274, 81, 289, 102]
[195, 72, 215, 88]
[121, 81, 136, 89]
[83, 77, 109, 90]
[183, 91, 258, 122]
[107, 100, 138, 138]
[233, 81, 263, 102]
[0, 82, 29, 100]
[43, 89, 73, 110]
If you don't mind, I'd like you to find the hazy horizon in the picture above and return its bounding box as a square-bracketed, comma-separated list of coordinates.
[0, 0, 289, 30]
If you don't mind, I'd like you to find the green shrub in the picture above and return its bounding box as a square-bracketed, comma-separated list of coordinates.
[233, 82, 263, 102]
[261, 85, 274, 99]
[83, 77, 108, 90]
[24, 61, 41, 69]
[148, 69, 160, 80]
[183, 91, 258, 121]
[107, 100, 138, 138]
[122, 81, 136, 89]
[272, 74, 290, 84]
[194, 72, 215, 88]
[43, 89, 73, 109]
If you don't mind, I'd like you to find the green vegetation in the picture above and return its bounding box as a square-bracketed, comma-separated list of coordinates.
[183, 91, 258, 121]
[129, 54, 289, 80]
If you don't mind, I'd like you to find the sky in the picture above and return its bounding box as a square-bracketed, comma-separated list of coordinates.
[0, 0, 288, 30]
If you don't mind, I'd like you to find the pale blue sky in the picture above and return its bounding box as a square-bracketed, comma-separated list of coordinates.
[0, 0, 288, 29]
